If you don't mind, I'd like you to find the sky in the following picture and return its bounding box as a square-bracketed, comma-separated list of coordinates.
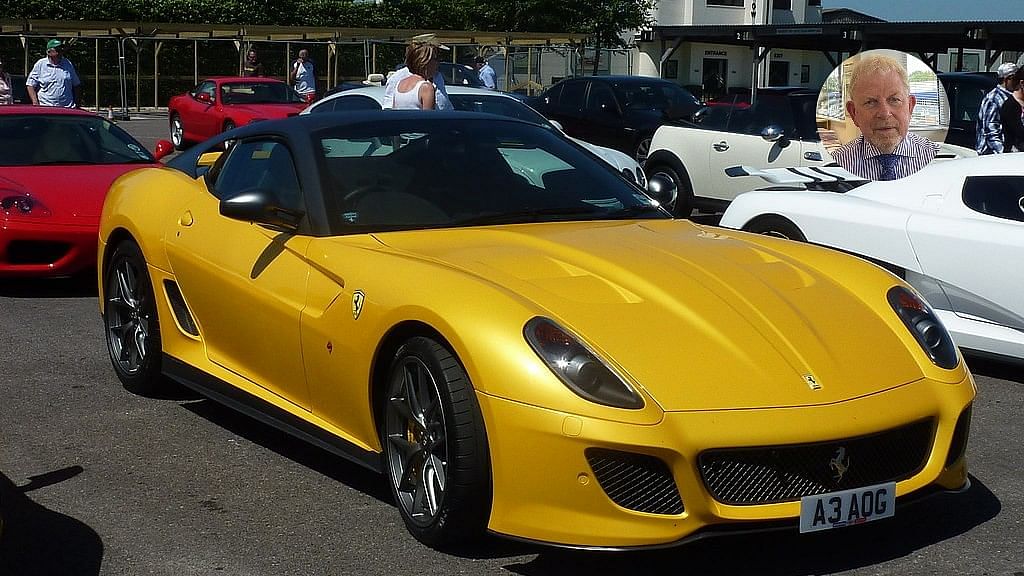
[823, 0, 1024, 21]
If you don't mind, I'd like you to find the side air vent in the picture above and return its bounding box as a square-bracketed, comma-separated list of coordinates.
[945, 405, 972, 467]
[585, 448, 684, 515]
[163, 280, 199, 336]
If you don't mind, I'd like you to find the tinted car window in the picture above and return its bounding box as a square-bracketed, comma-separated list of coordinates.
[213, 140, 303, 211]
[0, 114, 154, 166]
[333, 95, 384, 113]
[193, 81, 215, 100]
[614, 81, 700, 113]
[587, 83, 618, 112]
[439, 62, 483, 87]
[449, 95, 551, 126]
[540, 82, 564, 106]
[962, 175, 1024, 222]
[220, 82, 304, 105]
[559, 81, 586, 108]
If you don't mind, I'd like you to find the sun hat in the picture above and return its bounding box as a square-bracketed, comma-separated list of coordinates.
[996, 62, 1018, 79]
[408, 33, 449, 51]
[46, 39, 63, 50]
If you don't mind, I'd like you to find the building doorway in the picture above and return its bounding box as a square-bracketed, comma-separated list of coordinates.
[769, 60, 790, 86]
[702, 58, 728, 102]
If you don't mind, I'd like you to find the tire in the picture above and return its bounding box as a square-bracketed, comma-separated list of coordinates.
[103, 241, 164, 395]
[634, 135, 653, 164]
[222, 120, 237, 150]
[744, 215, 807, 242]
[646, 163, 694, 218]
[169, 114, 186, 151]
[382, 337, 491, 549]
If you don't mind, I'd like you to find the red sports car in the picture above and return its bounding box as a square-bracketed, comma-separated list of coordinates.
[0, 106, 171, 278]
[167, 77, 308, 149]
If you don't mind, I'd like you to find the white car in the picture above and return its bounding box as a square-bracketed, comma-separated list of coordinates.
[718, 154, 1024, 362]
[645, 88, 976, 217]
[304, 85, 647, 189]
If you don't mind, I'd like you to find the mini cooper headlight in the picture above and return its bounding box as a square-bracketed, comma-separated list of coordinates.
[887, 286, 959, 369]
[524, 317, 644, 409]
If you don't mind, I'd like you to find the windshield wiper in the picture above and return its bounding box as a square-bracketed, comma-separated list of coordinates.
[604, 204, 668, 219]
[452, 206, 603, 226]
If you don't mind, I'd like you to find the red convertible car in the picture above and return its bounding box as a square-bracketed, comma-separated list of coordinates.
[167, 77, 308, 149]
[0, 106, 171, 278]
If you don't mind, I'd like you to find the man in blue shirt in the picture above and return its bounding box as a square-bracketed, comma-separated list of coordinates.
[976, 62, 1018, 155]
[474, 56, 497, 91]
[26, 39, 81, 108]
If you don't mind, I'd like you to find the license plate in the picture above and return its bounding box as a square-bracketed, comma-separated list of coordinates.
[799, 482, 895, 533]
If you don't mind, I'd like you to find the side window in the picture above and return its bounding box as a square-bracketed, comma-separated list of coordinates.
[962, 176, 1024, 222]
[695, 98, 735, 132]
[333, 95, 383, 113]
[193, 81, 215, 101]
[731, 95, 794, 137]
[541, 83, 563, 106]
[308, 99, 336, 114]
[587, 83, 617, 113]
[559, 81, 586, 108]
[213, 140, 304, 212]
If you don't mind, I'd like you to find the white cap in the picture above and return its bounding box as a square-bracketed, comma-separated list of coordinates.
[996, 62, 1018, 78]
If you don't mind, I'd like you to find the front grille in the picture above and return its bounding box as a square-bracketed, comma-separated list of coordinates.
[699, 419, 934, 505]
[945, 405, 972, 467]
[6, 240, 70, 265]
[585, 448, 684, 515]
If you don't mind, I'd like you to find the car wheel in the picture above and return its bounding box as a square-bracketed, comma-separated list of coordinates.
[647, 163, 694, 218]
[104, 241, 164, 395]
[744, 215, 807, 242]
[383, 336, 491, 549]
[169, 114, 186, 151]
[634, 135, 653, 164]
[222, 120, 237, 150]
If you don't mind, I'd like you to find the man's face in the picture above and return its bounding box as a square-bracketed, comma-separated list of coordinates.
[846, 69, 915, 154]
[298, 50, 308, 61]
[247, 51, 257, 63]
[47, 47, 61, 60]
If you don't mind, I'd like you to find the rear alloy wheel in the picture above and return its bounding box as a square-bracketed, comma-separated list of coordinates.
[383, 337, 490, 549]
[744, 215, 807, 242]
[104, 241, 164, 395]
[634, 135, 653, 164]
[647, 163, 694, 218]
[169, 114, 185, 150]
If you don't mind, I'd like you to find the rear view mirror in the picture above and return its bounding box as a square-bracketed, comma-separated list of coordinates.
[196, 92, 213, 104]
[153, 140, 175, 161]
[761, 125, 790, 148]
[220, 188, 304, 232]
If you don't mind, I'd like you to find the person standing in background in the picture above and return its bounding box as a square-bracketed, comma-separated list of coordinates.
[474, 56, 497, 90]
[26, 39, 81, 108]
[289, 49, 316, 103]
[0, 59, 13, 105]
[242, 48, 264, 78]
[998, 66, 1024, 152]
[383, 34, 453, 110]
[976, 62, 1018, 155]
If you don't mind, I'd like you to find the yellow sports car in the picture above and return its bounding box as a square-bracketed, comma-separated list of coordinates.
[98, 112, 974, 550]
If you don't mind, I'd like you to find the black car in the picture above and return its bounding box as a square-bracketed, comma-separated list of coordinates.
[9, 75, 28, 104]
[526, 75, 700, 163]
[938, 72, 997, 149]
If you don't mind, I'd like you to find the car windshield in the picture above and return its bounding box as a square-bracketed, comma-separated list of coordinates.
[615, 81, 699, 111]
[0, 114, 155, 167]
[221, 82, 304, 104]
[439, 63, 483, 87]
[316, 119, 666, 233]
[448, 95, 552, 128]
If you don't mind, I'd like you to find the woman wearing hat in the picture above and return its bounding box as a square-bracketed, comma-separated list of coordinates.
[0, 58, 13, 105]
[26, 39, 82, 108]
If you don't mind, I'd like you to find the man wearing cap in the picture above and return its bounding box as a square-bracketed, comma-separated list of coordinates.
[26, 39, 81, 108]
[473, 56, 497, 91]
[383, 34, 453, 111]
[976, 62, 1019, 155]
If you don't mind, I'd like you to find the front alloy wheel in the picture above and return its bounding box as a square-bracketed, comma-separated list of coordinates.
[383, 337, 490, 549]
[170, 115, 185, 150]
[104, 241, 163, 394]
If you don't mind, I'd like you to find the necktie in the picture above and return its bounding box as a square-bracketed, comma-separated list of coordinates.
[876, 154, 899, 181]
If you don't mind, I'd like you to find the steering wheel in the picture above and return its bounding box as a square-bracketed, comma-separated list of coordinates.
[342, 184, 388, 209]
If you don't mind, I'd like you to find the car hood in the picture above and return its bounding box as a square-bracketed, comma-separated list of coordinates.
[372, 220, 924, 411]
[228, 103, 307, 118]
[0, 165, 149, 220]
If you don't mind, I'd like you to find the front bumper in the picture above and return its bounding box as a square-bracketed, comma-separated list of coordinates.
[478, 373, 974, 548]
[0, 219, 96, 277]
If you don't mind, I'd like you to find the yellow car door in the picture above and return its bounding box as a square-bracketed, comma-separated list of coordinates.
[164, 139, 312, 410]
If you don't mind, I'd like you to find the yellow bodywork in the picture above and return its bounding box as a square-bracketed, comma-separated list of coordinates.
[98, 165, 975, 548]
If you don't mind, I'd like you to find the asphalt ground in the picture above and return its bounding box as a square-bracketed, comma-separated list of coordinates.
[0, 117, 1022, 575]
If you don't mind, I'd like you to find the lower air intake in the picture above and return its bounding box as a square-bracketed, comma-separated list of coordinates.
[585, 448, 684, 515]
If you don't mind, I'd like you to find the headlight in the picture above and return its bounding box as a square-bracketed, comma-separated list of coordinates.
[887, 286, 959, 369]
[524, 317, 644, 409]
[1, 194, 52, 218]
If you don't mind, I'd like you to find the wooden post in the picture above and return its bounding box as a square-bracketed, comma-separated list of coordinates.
[154, 41, 163, 108]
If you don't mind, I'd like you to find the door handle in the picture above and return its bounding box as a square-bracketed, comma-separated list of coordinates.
[712, 141, 730, 152]
[804, 151, 823, 161]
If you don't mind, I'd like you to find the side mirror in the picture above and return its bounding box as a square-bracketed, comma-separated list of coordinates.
[761, 124, 790, 148]
[196, 92, 213, 104]
[220, 189, 304, 232]
[153, 140, 175, 161]
[646, 173, 677, 210]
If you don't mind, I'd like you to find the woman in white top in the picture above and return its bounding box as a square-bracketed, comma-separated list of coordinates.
[392, 42, 439, 110]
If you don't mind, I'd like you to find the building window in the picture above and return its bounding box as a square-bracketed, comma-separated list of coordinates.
[808, 0, 821, 5]
[707, 0, 744, 7]
[774, 0, 792, 9]
[800, 64, 810, 83]
[663, 60, 678, 79]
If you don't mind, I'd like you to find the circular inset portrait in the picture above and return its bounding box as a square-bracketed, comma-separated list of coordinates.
[815, 49, 952, 180]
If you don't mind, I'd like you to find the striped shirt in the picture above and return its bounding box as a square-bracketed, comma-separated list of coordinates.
[976, 85, 1012, 155]
[830, 133, 938, 180]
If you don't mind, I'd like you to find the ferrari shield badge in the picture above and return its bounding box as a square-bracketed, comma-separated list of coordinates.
[804, 373, 822, 390]
[352, 290, 365, 320]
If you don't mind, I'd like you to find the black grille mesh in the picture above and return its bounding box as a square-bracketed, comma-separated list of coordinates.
[699, 419, 934, 505]
[7, 240, 70, 265]
[585, 448, 683, 515]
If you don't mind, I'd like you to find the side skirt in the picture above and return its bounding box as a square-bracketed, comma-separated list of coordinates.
[163, 354, 383, 473]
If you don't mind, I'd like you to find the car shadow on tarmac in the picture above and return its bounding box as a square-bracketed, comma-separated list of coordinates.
[503, 475, 1000, 575]
[0, 466, 102, 576]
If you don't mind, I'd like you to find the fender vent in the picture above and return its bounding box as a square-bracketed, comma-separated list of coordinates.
[163, 280, 199, 336]
[945, 405, 971, 467]
[585, 448, 684, 515]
